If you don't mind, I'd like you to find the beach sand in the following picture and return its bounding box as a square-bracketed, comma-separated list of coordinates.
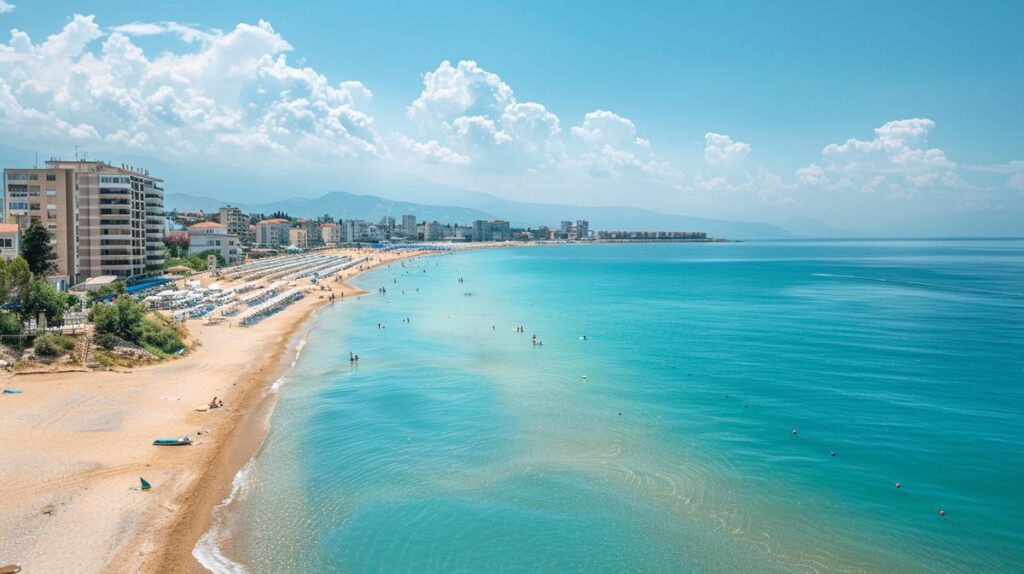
[0, 248, 435, 573]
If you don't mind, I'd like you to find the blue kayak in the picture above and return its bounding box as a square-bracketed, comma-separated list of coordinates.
[2, 389, 22, 395]
[153, 436, 192, 446]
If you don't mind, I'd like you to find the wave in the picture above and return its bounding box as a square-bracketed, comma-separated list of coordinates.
[196, 320, 315, 572]
[192, 460, 255, 574]
[813, 272, 1024, 298]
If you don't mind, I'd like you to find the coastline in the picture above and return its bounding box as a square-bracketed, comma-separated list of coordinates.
[0, 247, 453, 573]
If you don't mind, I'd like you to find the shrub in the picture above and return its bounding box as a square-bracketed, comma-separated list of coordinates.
[90, 297, 145, 340]
[94, 332, 122, 350]
[139, 317, 184, 355]
[0, 312, 23, 337]
[33, 332, 76, 357]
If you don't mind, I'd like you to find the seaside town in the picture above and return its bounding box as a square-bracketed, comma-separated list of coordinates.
[0, 157, 714, 571]
[0, 157, 710, 360]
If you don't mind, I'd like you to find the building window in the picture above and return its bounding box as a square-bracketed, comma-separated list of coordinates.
[46, 174, 56, 182]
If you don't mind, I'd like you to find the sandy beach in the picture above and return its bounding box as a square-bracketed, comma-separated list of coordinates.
[0, 247, 438, 573]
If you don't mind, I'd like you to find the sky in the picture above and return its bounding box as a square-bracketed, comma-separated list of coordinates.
[0, 0, 1022, 235]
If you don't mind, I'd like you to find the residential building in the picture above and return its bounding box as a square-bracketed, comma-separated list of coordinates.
[54, 160, 167, 280]
[424, 220, 444, 241]
[402, 214, 416, 237]
[219, 206, 248, 243]
[2, 164, 78, 287]
[289, 227, 309, 249]
[575, 219, 590, 240]
[5, 160, 165, 285]
[343, 219, 369, 243]
[187, 221, 242, 265]
[321, 222, 341, 246]
[559, 220, 573, 239]
[596, 230, 707, 241]
[472, 219, 512, 242]
[299, 219, 322, 248]
[0, 223, 19, 261]
[255, 218, 291, 247]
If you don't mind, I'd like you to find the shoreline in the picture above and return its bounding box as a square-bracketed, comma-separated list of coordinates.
[0, 247, 458, 573]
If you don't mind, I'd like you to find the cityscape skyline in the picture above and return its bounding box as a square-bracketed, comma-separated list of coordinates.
[0, 2, 1021, 237]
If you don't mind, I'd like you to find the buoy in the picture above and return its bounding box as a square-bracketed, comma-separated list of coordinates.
[830, 451, 836, 457]
[939, 510, 946, 516]
[895, 482, 902, 489]
[791, 428, 797, 436]
[581, 375, 588, 380]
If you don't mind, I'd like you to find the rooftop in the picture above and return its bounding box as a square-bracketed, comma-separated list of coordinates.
[188, 221, 226, 229]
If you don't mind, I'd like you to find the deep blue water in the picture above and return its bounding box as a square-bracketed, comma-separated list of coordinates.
[211, 240, 1024, 573]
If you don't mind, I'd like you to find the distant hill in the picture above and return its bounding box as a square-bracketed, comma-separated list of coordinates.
[164, 191, 491, 225]
[165, 190, 792, 239]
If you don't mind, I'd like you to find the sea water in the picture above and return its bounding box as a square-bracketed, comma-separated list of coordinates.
[206, 240, 1024, 573]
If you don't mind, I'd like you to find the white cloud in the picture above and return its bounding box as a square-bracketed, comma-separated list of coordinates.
[405, 60, 571, 171]
[0, 15, 385, 163]
[1009, 173, 1024, 193]
[571, 110, 637, 145]
[964, 160, 1024, 175]
[798, 118, 962, 196]
[703, 132, 750, 167]
[568, 109, 680, 182]
[109, 22, 213, 44]
[796, 163, 829, 187]
[395, 134, 470, 166]
[0, 1, 14, 14]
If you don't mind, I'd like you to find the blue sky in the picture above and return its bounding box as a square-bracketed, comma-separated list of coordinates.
[1, 1, 1022, 234]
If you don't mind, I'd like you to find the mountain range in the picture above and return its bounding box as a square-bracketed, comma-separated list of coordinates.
[165, 190, 795, 239]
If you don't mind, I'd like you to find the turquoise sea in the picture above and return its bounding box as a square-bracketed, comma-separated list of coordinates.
[198, 240, 1024, 573]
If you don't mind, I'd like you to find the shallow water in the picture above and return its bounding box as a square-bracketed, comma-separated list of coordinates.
[209, 240, 1024, 573]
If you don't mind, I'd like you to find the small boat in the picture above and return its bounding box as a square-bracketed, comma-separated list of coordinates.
[0, 564, 22, 574]
[2, 389, 22, 395]
[153, 436, 192, 446]
[140, 477, 152, 490]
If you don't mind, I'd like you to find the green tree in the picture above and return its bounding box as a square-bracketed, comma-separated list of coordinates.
[90, 297, 145, 341]
[19, 276, 68, 324]
[20, 221, 58, 276]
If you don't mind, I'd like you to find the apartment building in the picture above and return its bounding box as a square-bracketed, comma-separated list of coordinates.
[289, 227, 308, 249]
[402, 214, 416, 237]
[321, 222, 342, 246]
[219, 206, 248, 243]
[187, 221, 242, 264]
[472, 219, 512, 242]
[44, 160, 165, 280]
[2, 164, 78, 288]
[255, 218, 291, 247]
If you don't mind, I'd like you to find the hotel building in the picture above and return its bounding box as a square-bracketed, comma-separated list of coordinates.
[187, 221, 242, 265]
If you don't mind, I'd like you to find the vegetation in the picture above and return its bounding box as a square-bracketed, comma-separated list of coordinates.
[20, 220, 58, 276]
[164, 249, 225, 272]
[164, 232, 189, 258]
[18, 275, 69, 324]
[32, 332, 76, 357]
[94, 332, 122, 350]
[85, 282, 126, 307]
[0, 312, 23, 337]
[90, 297, 184, 356]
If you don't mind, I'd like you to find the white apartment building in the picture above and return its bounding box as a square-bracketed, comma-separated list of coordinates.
[321, 222, 342, 246]
[187, 221, 242, 265]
